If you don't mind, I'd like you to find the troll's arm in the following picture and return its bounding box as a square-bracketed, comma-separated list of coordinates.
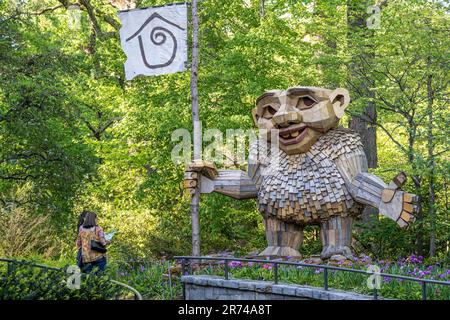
[184, 160, 258, 200]
[333, 147, 419, 227]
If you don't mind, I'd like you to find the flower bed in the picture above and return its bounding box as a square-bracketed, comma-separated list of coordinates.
[182, 254, 450, 300]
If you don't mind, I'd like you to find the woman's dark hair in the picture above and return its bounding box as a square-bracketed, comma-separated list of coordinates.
[77, 210, 88, 233]
[83, 211, 97, 228]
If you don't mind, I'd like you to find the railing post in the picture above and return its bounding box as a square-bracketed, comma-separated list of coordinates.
[324, 268, 328, 291]
[181, 258, 186, 276]
[421, 282, 427, 300]
[181, 258, 187, 300]
[373, 288, 378, 300]
[224, 260, 229, 280]
[168, 264, 173, 300]
[274, 263, 278, 284]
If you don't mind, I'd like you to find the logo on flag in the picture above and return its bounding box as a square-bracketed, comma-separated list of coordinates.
[118, 4, 188, 80]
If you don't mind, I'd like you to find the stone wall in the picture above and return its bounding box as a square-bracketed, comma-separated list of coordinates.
[182, 275, 375, 300]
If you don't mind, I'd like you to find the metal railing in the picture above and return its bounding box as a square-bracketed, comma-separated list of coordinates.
[174, 256, 450, 300]
[0, 258, 142, 300]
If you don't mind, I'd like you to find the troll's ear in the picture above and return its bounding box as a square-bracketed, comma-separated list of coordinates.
[251, 107, 259, 126]
[329, 88, 350, 119]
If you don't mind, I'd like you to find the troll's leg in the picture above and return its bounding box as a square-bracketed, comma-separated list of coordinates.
[320, 216, 354, 259]
[259, 217, 303, 257]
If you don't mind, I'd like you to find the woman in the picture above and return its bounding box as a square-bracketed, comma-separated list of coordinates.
[76, 211, 110, 274]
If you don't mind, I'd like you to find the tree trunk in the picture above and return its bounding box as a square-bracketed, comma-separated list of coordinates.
[259, 0, 266, 18]
[407, 132, 423, 256]
[347, 0, 378, 225]
[190, 0, 201, 257]
[427, 71, 436, 258]
[444, 176, 449, 259]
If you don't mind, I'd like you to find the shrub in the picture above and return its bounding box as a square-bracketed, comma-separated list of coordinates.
[353, 218, 415, 259]
[0, 260, 129, 300]
[0, 206, 59, 258]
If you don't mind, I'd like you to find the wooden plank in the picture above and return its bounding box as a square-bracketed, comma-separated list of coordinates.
[381, 188, 396, 203]
[403, 202, 415, 213]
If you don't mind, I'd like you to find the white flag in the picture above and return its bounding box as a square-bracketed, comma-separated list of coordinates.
[118, 4, 188, 80]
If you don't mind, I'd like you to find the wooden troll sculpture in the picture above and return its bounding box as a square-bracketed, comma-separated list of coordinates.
[184, 87, 419, 259]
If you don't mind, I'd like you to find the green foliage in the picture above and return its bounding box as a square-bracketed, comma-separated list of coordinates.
[353, 218, 416, 259]
[0, 0, 448, 264]
[0, 261, 126, 300]
[109, 259, 182, 300]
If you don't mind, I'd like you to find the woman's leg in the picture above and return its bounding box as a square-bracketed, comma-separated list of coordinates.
[97, 257, 107, 272]
[91, 257, 107, 275]
[76, 249, 83, 269]
[83, 262, 94, 273]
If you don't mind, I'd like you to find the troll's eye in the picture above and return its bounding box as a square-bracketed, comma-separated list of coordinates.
[303, 97, 315, 106]
[268, 105, 277, 115]
[262, 105, 277, 118]
[297, 96, 317, 109]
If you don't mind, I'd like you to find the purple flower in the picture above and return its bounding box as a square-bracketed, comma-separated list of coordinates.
[229, 261, 243, 268]
[119, 272, 125, 277]
[383, 276, 392, 282]
[140, 265, 145, 272]
[262, 263, 273, 270]
[314, 268, 324, 274]
[247, 262, 254, 267]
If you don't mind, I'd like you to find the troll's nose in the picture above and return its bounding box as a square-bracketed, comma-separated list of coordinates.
[271, 106, 302, 128]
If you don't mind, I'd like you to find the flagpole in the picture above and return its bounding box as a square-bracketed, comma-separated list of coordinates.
[190, 0, 201, 257]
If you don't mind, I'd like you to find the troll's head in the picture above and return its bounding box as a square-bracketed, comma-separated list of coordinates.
[252, 87, 350, 155]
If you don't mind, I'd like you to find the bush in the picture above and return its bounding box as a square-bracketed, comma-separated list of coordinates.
[109, 259, 182, 300]
[0, 260, 131, 300]
[0, 206, 59, 258]
[353, 217, 415, 260]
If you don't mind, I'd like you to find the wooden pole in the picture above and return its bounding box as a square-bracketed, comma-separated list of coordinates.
[190, 0, 201, 257]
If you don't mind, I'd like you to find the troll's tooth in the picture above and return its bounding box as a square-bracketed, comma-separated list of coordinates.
[290, 131, 299, 137]
[282, 134, 290, 139]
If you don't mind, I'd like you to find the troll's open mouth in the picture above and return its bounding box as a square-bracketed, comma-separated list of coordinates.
[279, 124, 308, 145]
